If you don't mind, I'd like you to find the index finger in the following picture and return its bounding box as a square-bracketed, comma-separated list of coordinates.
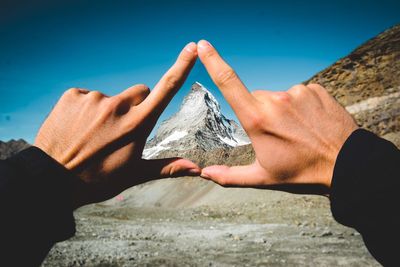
[139, 42, 197, 120]
[197, 40, 257, 122]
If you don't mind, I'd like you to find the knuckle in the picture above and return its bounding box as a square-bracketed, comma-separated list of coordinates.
[179, 50, 194, 62]
[271, 91, 291, 104]
[164, 74, 180, 89]
[288, 84, 308, 98]
[88, 90, 104, 100]
[64, 87, 80, 96]
[202, 47, 216, 59]
[307, 83, 328, 96]
[216, 68, 237, 87]
[291, 84, 306, 92]
[307, 83, 323, 90]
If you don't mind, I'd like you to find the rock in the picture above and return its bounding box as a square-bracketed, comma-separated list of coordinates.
[320, 230, 333, 237]
[307, 24, 400, 148]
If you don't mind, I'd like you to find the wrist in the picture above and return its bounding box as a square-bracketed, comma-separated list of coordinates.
[324, 126, 360, 189]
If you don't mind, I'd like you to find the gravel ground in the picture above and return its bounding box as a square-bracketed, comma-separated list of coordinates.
[42, 200, 380, 267]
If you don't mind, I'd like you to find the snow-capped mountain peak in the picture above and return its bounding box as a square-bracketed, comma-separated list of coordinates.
[143, 82, 250, 159]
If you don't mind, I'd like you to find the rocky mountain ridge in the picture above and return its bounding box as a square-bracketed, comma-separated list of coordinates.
[143, 82, 249, 159]
[0, 139, 30, 160]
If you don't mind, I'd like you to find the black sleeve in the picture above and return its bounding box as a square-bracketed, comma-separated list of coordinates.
[330, 129, 400, 266]
[0, 147, 76, 266]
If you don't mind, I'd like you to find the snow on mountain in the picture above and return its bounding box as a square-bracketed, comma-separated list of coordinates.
[142, 130, 188, 159]
[143, 82, 250, 159]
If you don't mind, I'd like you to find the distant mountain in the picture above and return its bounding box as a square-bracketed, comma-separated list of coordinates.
[144, 24, 400, 168]
[143, 82, 249, 159]
[108, 24, 400, 214]
[0, 139, 30, 160]
[307, 24, 400, 145]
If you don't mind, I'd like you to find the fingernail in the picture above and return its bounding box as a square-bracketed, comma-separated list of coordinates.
[184, 42, 196, 53]
[198, 40, 212, 50]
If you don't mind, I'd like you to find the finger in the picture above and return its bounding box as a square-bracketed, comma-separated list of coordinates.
[201, 164, 329, 194]
[139, 42, 198, 120]
[200, 164, 268, 187]
[117, 84, 150, 106]
[197, 40, 258, 124]
[76, 88, 90, 94]
[140, 157, 201, 179]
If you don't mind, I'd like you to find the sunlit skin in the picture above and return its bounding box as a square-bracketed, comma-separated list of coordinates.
[34, 39, 359, 210]
[34, 42, 201, 209]
[197, 40, 358, 195]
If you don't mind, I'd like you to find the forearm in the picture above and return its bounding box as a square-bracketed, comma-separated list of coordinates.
[0, 147, 77, 266]
[330, 129, 400, 266]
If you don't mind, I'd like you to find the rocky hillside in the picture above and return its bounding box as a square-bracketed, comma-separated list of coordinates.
[307, 24, 400, 146]
[0, 139, 30, 160]
[150, 24, 400, 168]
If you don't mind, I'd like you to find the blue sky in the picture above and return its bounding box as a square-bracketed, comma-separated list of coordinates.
[0, 0, 399, 142]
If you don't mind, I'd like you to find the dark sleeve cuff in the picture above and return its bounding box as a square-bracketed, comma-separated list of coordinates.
[7, 146, 76, 242]
[330, 128, 400, 228]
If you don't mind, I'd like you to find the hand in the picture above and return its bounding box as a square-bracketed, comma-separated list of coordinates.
[34, 42, 201, 208]
[197, 40, 358, 195]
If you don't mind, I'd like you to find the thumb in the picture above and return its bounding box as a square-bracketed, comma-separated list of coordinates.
[141, 157, 201, 179]
[201, 163, 268, 187]
[117, 84, 150, 106]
